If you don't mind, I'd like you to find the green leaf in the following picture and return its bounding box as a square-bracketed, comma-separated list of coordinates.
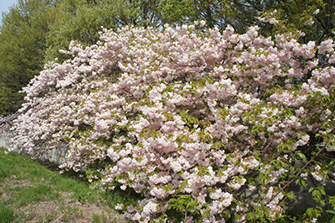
[308, 187, 314, 193]
[179, 180, 188, 190]
[295, 151, 306, 162]
[326, 210, 335, 215]
[296, 178, 307, 186]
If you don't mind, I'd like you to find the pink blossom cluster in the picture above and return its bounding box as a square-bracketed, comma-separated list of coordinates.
[9, 22, 335, 222]
[257, 10, 279, 25]
[0, 113, 18, 136]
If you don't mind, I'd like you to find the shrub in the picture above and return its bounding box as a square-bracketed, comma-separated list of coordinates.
[10, 21, 335, 222]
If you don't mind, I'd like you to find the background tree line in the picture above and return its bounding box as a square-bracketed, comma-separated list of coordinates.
[0, 0, 334, 115]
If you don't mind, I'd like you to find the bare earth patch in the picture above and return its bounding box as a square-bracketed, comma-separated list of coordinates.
[19, 193, 127, 223]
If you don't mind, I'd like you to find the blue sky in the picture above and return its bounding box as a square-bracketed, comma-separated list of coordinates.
[0, 0, 18, 24]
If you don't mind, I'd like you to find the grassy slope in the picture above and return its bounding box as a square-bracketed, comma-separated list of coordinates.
[0, 147, 133, 223]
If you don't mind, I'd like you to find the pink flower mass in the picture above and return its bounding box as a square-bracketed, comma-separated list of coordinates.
[7, 21, 335, 222]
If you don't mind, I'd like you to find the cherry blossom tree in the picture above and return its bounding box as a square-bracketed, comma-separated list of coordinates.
[9, 20, 335, 222]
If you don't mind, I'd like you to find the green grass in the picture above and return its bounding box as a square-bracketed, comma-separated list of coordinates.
[0, 147, 135, 222]
[0, 202, 14, 223]
[0, 148, 92, 202]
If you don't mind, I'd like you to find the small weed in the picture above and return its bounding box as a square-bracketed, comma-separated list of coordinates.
[45, 211, 57, 222]
[101, 210, 108, 223]
[92, 213, 101, 223]
[38, 216, 44, 223]
[92, 210, 110, 223]
[61, 205, 83, 222]
[69, 206, 82, 217]
[37, 212, 57, 223]
[62, 212, 69, 223]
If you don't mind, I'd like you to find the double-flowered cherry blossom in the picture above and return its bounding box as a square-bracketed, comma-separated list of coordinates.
[8, 20, 335, 222]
